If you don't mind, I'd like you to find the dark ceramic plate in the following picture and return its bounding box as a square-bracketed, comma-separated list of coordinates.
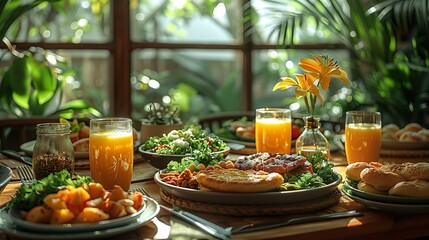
[0, 165, 12, 194]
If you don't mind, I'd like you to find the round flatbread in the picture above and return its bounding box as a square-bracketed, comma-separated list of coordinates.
[196, 168, 284, 193]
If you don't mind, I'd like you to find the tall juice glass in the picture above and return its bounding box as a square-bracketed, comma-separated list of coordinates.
[89, 118, 134, 191]
[345, 111, 382, 164]
[255, 108, 292, 154]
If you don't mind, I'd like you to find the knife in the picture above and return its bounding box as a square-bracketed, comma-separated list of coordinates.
[1, 149, 33, 166]
[231, 210, 363, 234]
[160, 205, 232, 240]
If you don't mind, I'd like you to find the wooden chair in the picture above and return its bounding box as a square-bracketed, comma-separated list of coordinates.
[0, 117, 90, 151]
[197, 111, 255, 133]
[197, 111, 345, 134]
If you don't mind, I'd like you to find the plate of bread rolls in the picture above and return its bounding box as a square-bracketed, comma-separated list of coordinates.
[382, 123, 429, 150]
[342, 161, 429, 212]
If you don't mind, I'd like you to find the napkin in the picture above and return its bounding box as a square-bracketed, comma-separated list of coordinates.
[168, 215, 219, 240]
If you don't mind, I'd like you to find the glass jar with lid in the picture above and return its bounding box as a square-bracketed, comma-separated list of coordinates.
[32, 123, 75, 179]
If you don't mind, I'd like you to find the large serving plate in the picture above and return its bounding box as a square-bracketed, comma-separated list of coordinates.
[381, 141, 429, 150]
[154, 170, 342, 205]
[0, 165, 12, 194]
[0, 197, 159, 239]
[341, 185, 429, 214]
[8, 200, 147, 233]
[20, 140, 88, 159]
[343, 181, 429, 205]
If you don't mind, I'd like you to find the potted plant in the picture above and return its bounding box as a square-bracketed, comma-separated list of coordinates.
[140, 102, 184, 143]
[0, 0, 101, 119]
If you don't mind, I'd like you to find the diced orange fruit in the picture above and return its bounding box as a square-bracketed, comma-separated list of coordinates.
[129, 191, 144, 210]
[76, 207, 109, 223]
[44, 194, 67, 210]
[25, 206, 52, 223]
[50, 209, 75, 224]
[109, 185, 128, 201]
[87, 182, 107, 200]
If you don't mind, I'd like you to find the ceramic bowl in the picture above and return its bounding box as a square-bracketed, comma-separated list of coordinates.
[138, 146, 230, 169]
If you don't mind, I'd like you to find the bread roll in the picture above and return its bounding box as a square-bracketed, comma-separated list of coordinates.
[403, 123, 422, 132]
[357, 181, 387, 195]
[345, 162, 372, 181]
[388, 180, 429, 198]
[399, 131, 423, 142]
[380, 162, 429, 181]
[360, 167, 405, 191]
[417, 128, 429, 141]
[382, 124, 398, 141]
[382, 124, 400, 134]
[73, 138, 89, 152]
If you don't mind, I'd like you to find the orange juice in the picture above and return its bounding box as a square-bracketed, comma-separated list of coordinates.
[345, 123, 381, 164]
[89, 132, 134, 191]
[256, 118, 292, 154]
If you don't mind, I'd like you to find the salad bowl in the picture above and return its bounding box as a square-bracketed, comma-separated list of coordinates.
[139, 146, 230, 169]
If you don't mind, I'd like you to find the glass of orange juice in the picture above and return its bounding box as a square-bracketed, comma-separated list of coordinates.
[255, 108, 292, 154]
[89, 118, 134, 191]
[345, 111, 382, 164]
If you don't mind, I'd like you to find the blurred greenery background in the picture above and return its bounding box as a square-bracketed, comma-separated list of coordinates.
[1, 0, 428, 128]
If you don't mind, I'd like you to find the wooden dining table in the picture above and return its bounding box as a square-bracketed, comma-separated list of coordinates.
[1, 147, 429, 240]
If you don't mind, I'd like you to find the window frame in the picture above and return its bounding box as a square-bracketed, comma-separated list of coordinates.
[1, 0, 347, 118]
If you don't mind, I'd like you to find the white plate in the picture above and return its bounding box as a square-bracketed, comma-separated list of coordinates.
[343, 182, 429, 205]
[20, 140, 88, 159]
[0, 197, 159, 239]
[341, 185, 429, 214]
[154, 170, 342, 205]
[9, 200, 147, 233]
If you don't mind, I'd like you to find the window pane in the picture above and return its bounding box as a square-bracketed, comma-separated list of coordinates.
[5, 0, 111, 43]
[252, 0, 342, 44]
[131, 49, 242, 121]
[130, 0, 242, 44]
[252, 49, 351, 120]
[0, 49, 110, 118]
[58, 50, 111, 115]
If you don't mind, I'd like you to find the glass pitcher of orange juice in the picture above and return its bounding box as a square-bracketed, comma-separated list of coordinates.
[89, 118, 134, 191]
[255, 108, 292, 154]
[345, 111, 382, 164]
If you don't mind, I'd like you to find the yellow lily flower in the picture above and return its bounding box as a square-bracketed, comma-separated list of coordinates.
[273, 53, 350, 117]
[299, 54, 350, 91]
[273, 74, 324, 105]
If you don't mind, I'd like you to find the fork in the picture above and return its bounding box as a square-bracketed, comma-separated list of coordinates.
[16, 165, 34, 185]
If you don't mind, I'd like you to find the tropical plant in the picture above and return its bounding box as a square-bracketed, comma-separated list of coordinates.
[261, 0, 429, 126]
[0, 0, 102, 118]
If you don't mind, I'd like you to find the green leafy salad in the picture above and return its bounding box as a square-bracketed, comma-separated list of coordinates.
[7, 170, 93, 211]
[280, 153, 337, 191]
[140, 125, 229, 155]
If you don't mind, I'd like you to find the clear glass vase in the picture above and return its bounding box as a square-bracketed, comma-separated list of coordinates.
[295, 116, 330, 159]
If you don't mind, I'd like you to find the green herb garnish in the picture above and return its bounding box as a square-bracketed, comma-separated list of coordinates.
[166, 150, 224, 173]
[280, 152, 337, 191]
[7, 170, 93, 211]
